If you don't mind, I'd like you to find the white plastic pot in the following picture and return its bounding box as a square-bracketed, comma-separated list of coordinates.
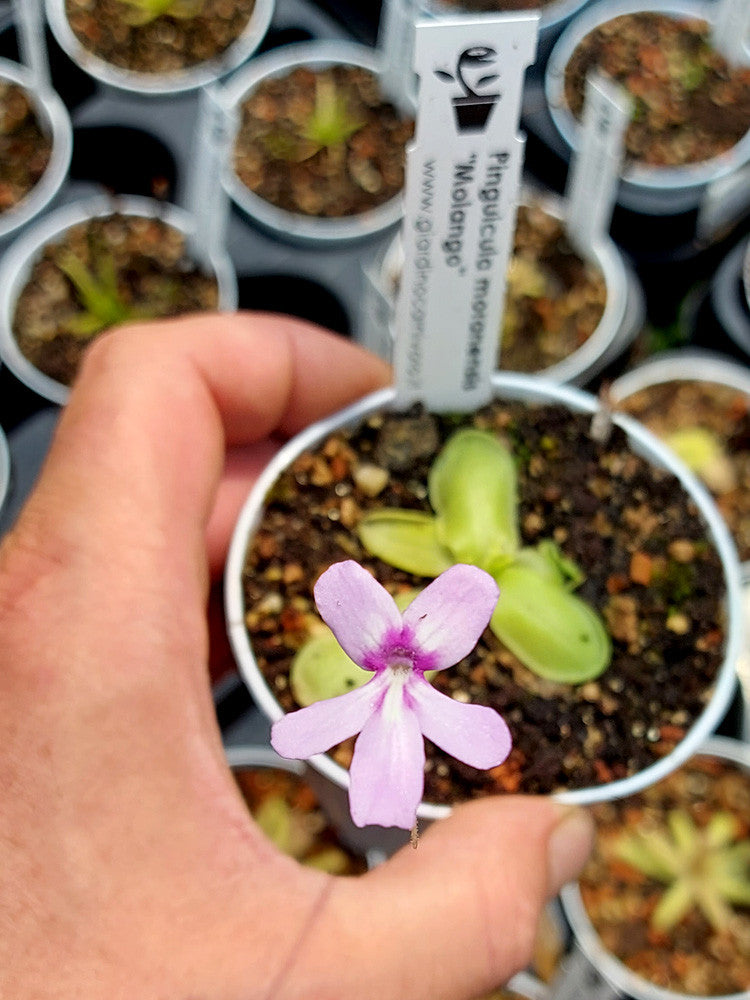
[0, 58, 72, 243]
[545, 0, 750, 215]
[0, 422, 10, 521]
[358, 187, 642, 386]
[220, 39, 409, 246]
[560, 735, 750, 1000]
[45, 0, 275, 96]
[610, 349, 750, 584]
[225, 373, 744, 853]
[0, 194, 239, 406]
[420, 0, 593, 64]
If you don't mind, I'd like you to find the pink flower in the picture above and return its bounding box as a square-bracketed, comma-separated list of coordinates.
[271, 560, 512, 830]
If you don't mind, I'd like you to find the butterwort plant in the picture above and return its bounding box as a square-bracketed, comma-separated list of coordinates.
[358, 428, 611, 684]
[270, 560, 512, 831]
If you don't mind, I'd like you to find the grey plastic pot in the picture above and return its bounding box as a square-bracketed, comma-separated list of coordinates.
[0, 58, 72, 243]
[220, 39, 409, 246]
[545, 0, 750, 215]
[358, 187, 643, 386]
[225, 373, 743, 854]
[0, 194, 239, 406]
[609, 349, 750, 584]
[560, 735, 750, 1000]
[44, 0, 275, 96]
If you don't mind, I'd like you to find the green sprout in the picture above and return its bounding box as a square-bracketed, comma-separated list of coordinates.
[115, 0, 204, 27]
[57, 248, 176, 339]
[615, 809, 750, 932]
[355, 429, 611, 685]
[262, 75, 364, 163]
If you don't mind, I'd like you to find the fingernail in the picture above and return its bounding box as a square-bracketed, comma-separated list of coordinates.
[546, 807, 595, 896]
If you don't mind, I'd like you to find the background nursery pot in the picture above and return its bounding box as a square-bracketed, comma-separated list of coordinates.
[419, 0, 592, 66]
[45, 0, 275, 96]
[610, 351, 750, 584]
[360, 188, 640, 383]
[0, 58, 72, 243]
[220, 39, 414, 246]
[225, 744, 369, 874]
[560, 736, 750, 1000]
[225, 374, 743, 853]
[544, 0, 750, 215]
[0, 422, 10, 521]
[0, 194, 238, 406]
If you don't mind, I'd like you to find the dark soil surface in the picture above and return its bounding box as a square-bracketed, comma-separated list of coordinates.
[500, 203, 606, 373]
[13, 211, 220, 386]
[64, 0, 256, 74]
[242, 402, 728, 803]
[581, 753, 750, 995]
[0, 81, 52, 213]
[563, 12, 750, 168]
[232, 64, 414, 218]
[618, 379, 750, 564]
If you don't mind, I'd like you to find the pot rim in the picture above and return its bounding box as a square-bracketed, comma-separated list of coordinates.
[609, 348, 750, 584]
[544, 0, 750, 194]
[225, 373, 744, 819]
[743, 238, 750, 312]
[0, 422, 10, 518]
[0, 193, 239, 406]
[219, 39, 408, 246]
[378, 185, 630, 385]
[0, 59, 73, 241]
[560, 734, 750, 1000]
[419, 0, 590, 33]
[44, 0, 275, 96]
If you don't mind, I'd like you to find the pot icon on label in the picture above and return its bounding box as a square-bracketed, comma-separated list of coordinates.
[435, 46, 501, 133]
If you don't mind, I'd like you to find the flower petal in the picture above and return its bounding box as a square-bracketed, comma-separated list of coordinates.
[271, 674, 386, 759]
[314, 560, 401, 667]
[402, 564, 499, 670]
[348, 682, 425, 830]
[410, 677, 512, 768]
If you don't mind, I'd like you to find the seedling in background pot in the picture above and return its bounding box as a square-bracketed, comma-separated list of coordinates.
[358, 428, 611, 684]
[115, 0, 204, 27]
[56, 247, 175, 338]
[615, 808, 750, 932]
[262, 74, 364, 164]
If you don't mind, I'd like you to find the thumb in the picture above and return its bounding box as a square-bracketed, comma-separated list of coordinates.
[282, 797, 593, 1000]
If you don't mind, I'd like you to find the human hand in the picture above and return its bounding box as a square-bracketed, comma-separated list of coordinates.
[0, 312, 593, 999]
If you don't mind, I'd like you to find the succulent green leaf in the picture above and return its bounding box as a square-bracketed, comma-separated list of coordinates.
[429, 429, 519, 570]
[652, 880, 699, 932]
[490, 563, 611, 683]
[615, 831, 681, 883]
[290, 631, 372, 707]
[303, 846, 353, 874]
[303, 76, 364, 151]
[357, 509, 454, 578]
[116, 0, 203, 25]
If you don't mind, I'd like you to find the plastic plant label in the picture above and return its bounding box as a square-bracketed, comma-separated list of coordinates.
[565, 70, 630, 256]
[186, 84, 233, 266]
[13, 0, 52, 93]
[713, 0, 750, 67]
[392, 14, 538, 412]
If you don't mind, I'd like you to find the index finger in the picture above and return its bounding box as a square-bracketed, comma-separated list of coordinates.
[8, 312, 391, 596]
